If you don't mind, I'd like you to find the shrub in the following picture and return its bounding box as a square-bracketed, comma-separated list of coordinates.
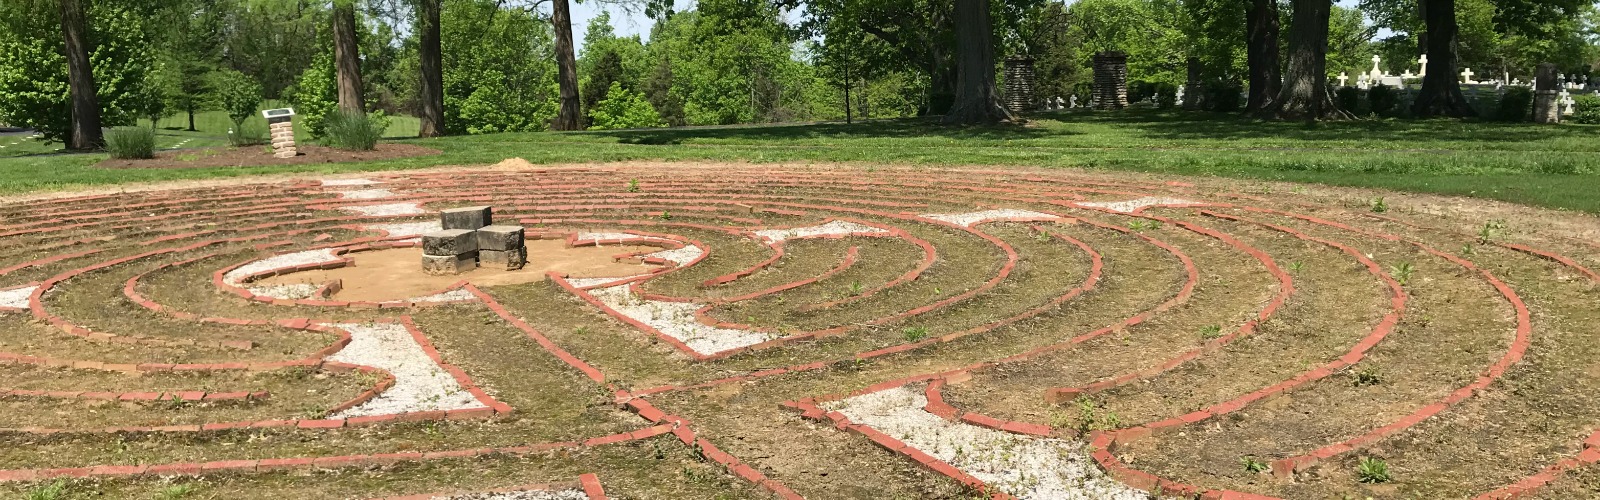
[1154, 83, 1178, 109]
[104, 126, 155, 159]
[227, 121, 268, 147]
[1571, 94, 1600, 125]
[1495, 87, 1533, 122]
[1205, 81, 1242, 113]
[588, 83, 666, 130]
[320, 110, 386, 151]
[210, 69, 262, 132]
[1367, 85, 1398, 116]
[1357, 457, 1392, 483]
[1336, 86, 1361, 114]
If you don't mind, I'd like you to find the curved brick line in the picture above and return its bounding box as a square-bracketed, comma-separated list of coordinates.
[1083, 208, 1523, 498]
[615, 395, 805, 500]
[923, 379, 1053, 437]
[777, 393, 1011, 499]
[629, 213, 1192, 395]
[467, 285, 609, 385]
[0, 192, 308, 232]
[0, 248, 105, 277]
[211, 240, 477, 309]
[371, 473, 606, 500]
[397, 315, 514, 415]
[712, 246, 860, 304]
[789, 226, 936, 312]
[0, 424, 674, 484]
[0, 389, 268, 403]
[701, 240, 784, 287]
[1041, 211, 1295, 404]
[1361, 213, 1600, 283]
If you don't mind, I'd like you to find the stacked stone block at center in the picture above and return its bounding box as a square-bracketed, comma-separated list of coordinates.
[421, 206, 525, 275]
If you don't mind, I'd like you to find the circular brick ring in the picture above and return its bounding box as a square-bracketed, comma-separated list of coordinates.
[0, 166, 1595, 499]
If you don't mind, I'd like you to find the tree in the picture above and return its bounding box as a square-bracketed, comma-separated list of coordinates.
[439, 0, 559, 134]
[1245, 0, 1281, 112]
[588, 82, 665, 129]
[418, 0, 444, 136]
[60, 0, 103, 149]
[0, 0, 153, 144]
[1260, 0, 1352, 120]
[581, 50, 626, 126]
[157, 0, 224, 131]
[332, 0, 364, 114]
[943, 0, 1014, 124]
[211, 68, 263, 131]
[1412, 0, 1477, 117]
[551, 0, 581, 130]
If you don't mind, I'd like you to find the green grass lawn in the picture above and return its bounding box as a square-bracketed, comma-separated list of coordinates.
[2, 109, 1598, 213]
[147, 100, 421, 141]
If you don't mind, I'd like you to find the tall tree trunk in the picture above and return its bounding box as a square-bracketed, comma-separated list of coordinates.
[60, 0, 103, 150]
[187, 109, 196, 132]
[332, 1, 364, 114]
[417, 0, 445, 136]
[1411, 0, 1476, 117]
[551, 0, 581, 131]
[1245, 0, 1282, 112]
[1260, 0, 1352, 121]
[943, 0, 1014, 125]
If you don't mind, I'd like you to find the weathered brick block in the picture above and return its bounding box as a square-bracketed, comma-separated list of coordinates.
[440, 206, 492, 230]
[422, 254, 476, 275]
[475, 225, 525, 251]
[422, 229, 477, 256]
[480, 247, 527, 270]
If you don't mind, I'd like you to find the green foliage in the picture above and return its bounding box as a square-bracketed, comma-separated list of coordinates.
[1154, 82, 1178, 109]
[1352, 366, 1384, 386]
[210, 69, 263, 129]
[105, 126, 155, 159]
[290, 51, 339, 137]
[440, 0, 558, 134]
[1357, 457, 1392, 483]
[1571, 95, 1600, 125]
[1336, 86, 1362, 114]
[1200, 324, 1223, 339]
[1495, 87, 1534, 122]
[1368, 85, 1399, 116]
[1067, 0, 1185, 86]
[1241, 456, 1271, 473]
[589, 83, 666, 130]
[320, 110, 386, 151]
[227, 120, 267, 147]
[1205, 82, 1242, 113]
[24, 480, 66, 500]
[1370, 197, 1388, 213]
[902, 326, 929, 342]
[0, 0, 157, 143]
[1390, 262, 1415, 286]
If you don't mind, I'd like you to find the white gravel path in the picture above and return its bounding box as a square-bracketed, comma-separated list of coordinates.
[0, 285, 37, 309]
[409, 289, 477, 303]
[921, 209, 1062, 227]
[223, 249, 342, 286]
[425, 489, 589, 500]
[643, 245, 704, 266]
[248, 283, 322, 300]
[1075, 196, 1198, 213]
[586, 284, 775, 355]
[335, 188, 398, 200]
[340, 202, 427, 216]
[363, 221, 443, 238]
[826, 386, 1144, 500]
[326, 322, 487, 418]
[566, 275, 649, 289]
[321, 178, 383, 186]
[575, 232, 674, 244]
[752, 221, 888, 242]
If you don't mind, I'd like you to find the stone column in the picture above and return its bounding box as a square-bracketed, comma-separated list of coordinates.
[264, 109, 298, 158]
[1534, 63, 1561, 124]
[1092, 52, 1129, 110]
[1003, 57, 1036, 113]
[1182, 57, 1203, 110]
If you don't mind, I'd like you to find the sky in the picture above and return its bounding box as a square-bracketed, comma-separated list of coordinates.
[569, 0, 690, 52]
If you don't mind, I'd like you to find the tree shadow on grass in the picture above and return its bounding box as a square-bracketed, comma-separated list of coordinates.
[597, 117, 1061, 146]
[1070, 108, 1597, 147]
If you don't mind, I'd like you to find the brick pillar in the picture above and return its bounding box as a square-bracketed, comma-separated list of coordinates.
[267, 117, 297, 158]
[1092, 52, 1129, 110]
[1534, 63, 1561, 124]
[1182, 57, 1204, 110]
[1003, 57, 1036, 113]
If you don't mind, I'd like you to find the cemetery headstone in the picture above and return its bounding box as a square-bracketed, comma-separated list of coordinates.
[1092, 52, 1130, 110]
[1535, 63, 1561, 124]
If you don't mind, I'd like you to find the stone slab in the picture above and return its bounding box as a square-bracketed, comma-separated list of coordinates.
[422, 229, 477, 256]
[421, 254, 476, 276]
[440, 206, 492, 230]
[479, 247, 527, 270]
[475, 225, 526, 251]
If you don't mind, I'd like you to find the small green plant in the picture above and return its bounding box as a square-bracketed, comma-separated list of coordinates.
[1072, 397, 1122, 433]
[1356, 456, 1392, 483]
[627, 178, 640, 192]
[659, 211, 673, 220]
[848, 280, 864, 295]
[1460, 244, 1476, 256]
[1352, 366, 1384, 386]
[903, 326, 929, 342]
[1478, 219, 1506, 244]
[1241, 455, 1271, 473]
[1200, 324, 1223, 339]
[227, 121, 268, 147]
[1369, 197, 1388, 213]
[320, 109, 386, 151]
[157, 483, 199, 499]
[574, 326, 589, 336]
[24, 480, 67, 500]
[1390, 261, 1415, 286]
[1288, 261, 1305, 273]
[1128, 219, 1162, 231]
[651, 441, 667, 460]
[105, 126, 155, 159]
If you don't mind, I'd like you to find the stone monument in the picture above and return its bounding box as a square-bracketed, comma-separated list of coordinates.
[1003, 57, 1037, 113]
[1534, 63, 1561, 124]
[262, 108, 297, 159]
[422, 206, 527, 275]
[1092, 52, 1130, 110]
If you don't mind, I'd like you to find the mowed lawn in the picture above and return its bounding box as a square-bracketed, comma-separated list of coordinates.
[2, 109, 1598, 212]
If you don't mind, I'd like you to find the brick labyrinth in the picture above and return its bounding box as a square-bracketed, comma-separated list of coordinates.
[1, 166, 1599, 498]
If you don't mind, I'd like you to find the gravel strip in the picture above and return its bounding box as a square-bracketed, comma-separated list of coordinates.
[326, 322, 487, 418]
[409, 289, 477, 303]
[248, 283, 321, 300]
[920, 209, 1062, 227]
[0, 285, 37, 309]
[575, 232, 673, 244]
[643, 245, 704, 266]
[425, 489, 589, 500]
[1075, 196, 1198, 213]
[223, 249, 342, 286]
[827, 386, 1143, 500]
[586, 284, 775, 355]
[566, 275, 649, 289]
[321, 178, 383, 186]
[335, 189, 398, 200]
[340, 202, 427, 216]
[363, 221, 443, 238]
[753, 220, 888, 242]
